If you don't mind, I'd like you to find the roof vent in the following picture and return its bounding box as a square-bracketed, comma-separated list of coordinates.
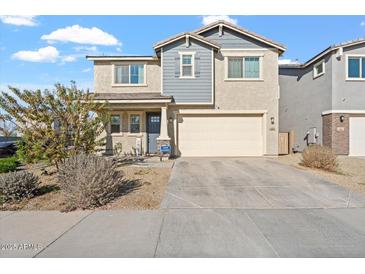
[218, 24, 223, 37]
[185, 35, 190, 48]
[336, 47, 343, 59]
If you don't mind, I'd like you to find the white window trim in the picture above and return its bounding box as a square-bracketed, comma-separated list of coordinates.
[128, 112, 143, 136]
[179, 51, 195, 79]
[110, 113, 123, 136]
[224, 56, 263, 81]
[313, 60, 325, 79]
[346, 54, 365, 81]
[112, 63, 147, 86]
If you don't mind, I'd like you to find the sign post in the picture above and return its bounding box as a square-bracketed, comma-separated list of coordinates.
[159, 145, 171, 161]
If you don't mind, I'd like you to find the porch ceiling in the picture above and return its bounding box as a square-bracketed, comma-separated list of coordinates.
[92, 92, 173, 105]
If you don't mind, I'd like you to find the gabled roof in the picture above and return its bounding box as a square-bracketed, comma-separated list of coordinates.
[280, 37, 365, 69]
[153, 32, 221, 51]
[194, 20, 286, 53]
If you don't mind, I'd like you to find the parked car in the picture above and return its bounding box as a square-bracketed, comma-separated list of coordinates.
[0, 140, 18, 158]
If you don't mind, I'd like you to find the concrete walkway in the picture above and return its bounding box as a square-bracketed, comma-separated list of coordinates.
[1, 158, 365, 257]
[1, 208, 365, 257]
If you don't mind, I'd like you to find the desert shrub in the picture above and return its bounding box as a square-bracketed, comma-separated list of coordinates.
[0, 82, 109, 169]
[301, 145, 338, 171]
[58, 154, 125, 210]
[0, 157, 18, 173]
[0, 170, 39, 202]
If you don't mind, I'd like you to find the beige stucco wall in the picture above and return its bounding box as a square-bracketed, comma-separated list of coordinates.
[213, 49, 280, 155]
[100, 110, 151, 155]
[94, 60, 161, 93]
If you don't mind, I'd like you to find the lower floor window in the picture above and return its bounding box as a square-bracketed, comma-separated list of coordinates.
[130, 114, 141, 133]
[111, 115, 121, 133]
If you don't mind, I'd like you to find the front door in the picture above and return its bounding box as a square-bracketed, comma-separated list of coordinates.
[147, 112, 161, 153]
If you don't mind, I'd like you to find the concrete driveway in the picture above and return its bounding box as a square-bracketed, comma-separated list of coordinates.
[162, 157, 365, 209]
[1, 158, 365, 258]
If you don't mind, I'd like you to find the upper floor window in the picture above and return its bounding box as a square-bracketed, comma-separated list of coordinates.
[180, 53, 195, 78]
[347, 56, 365, 80]
[313, 60, 325, 79]
[114, 64, 145, 85]
[111, 115, 121, 134]
[227, 57, 261, 80]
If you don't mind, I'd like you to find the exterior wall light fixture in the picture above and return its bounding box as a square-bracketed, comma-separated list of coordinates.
[270, 117, 275, 125]
[340, 115, 345, 123]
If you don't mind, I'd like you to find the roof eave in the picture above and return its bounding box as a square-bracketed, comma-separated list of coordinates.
[291, 39, 365, 69]
[86, 56, 158, 61]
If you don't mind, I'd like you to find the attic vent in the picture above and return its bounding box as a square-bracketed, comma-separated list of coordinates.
[336, 47, 343, 59]
[218, 24, 223, 37]
[185, 35, 190, 48]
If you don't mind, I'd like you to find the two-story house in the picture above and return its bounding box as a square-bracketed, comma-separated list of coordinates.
[279, 38, 365, 156]
[87, 21, 286, 157]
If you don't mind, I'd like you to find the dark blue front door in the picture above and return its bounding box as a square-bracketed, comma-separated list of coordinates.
[147, 112, 161, 153]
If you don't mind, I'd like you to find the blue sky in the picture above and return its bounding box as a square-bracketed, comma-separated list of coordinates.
[1, 15, 365, 91]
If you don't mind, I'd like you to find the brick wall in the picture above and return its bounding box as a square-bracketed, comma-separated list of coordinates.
[322, 113, 349, 155]
[322, 114, 332, 148]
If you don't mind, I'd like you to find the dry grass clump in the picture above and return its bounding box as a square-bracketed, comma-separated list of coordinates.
[301, 145, 338, 172]
[58, 154, 127, 211]
[0, 171, 39, 202]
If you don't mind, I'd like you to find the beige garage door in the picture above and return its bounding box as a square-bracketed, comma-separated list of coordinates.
[177, 114, 264, 157]
[349, 117, 365, 156]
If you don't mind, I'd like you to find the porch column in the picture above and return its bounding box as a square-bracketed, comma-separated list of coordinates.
[157, 106, 170, 141]
[157, 106, 171, 156]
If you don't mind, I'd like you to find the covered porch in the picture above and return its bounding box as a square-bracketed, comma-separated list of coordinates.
[94, 93, 173, 156]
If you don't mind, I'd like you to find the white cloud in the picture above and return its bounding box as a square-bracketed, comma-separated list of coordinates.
[74, 46, 98, 52]
[116, 47, 122, 52]
[202, 15, 237, 26]
[361, 21, 365, 27]
[82, 68, 91, 73]
[41, 25, 121, 46]
[0, 16, 38, 26]
[12, 46, 59, 63]
[278, 59, 300, 65]
[61, 55, 77, 63]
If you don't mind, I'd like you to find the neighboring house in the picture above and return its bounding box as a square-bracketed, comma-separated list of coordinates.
[279, 38, 365, 156]
[87, 21, 286, 157]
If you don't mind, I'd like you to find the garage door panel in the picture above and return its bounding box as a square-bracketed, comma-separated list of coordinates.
[178, 115, 263, 157]
[350, 117, 365, 156]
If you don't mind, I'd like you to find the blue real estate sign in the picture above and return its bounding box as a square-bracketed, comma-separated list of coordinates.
[160, 145, 171, 153]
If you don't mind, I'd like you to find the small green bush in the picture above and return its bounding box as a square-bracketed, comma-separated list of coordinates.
[301, 145, 338, 172]
[0, 170, 39, 202]
[16, 140, 45, 164]
[0, 157, 18, 173]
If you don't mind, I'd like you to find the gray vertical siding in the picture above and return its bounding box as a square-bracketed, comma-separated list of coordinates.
[332, 44, 365, 110]
[201, 27, 270, 49]
[279, 55, 333, 151]
[162, 38, 213, 103]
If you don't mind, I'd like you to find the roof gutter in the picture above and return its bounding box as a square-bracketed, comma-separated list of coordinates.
[86, 56, 158, 61]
